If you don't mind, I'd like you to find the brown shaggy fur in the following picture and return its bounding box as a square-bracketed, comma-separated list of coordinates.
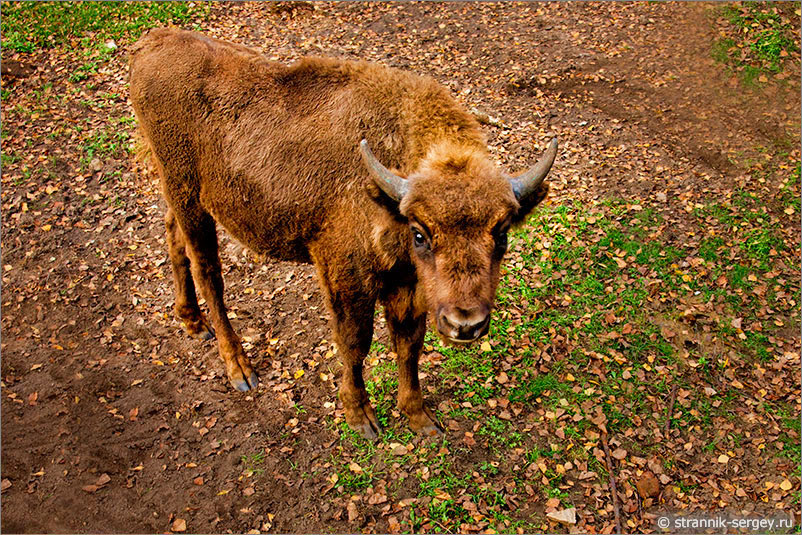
[129, 28, 552, 438]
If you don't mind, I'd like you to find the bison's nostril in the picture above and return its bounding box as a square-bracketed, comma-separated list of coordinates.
[460, 314, 490, 340]
[438, 308, 490, 342]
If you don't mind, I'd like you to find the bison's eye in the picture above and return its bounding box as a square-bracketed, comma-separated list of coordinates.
[495, 230, 508, 253]
[411, 228, 430, 251]
[496, 232, 507, 251]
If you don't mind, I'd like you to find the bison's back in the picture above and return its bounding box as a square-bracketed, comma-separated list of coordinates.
[130, 29, 353, 261]
[129, 28, 481, 262]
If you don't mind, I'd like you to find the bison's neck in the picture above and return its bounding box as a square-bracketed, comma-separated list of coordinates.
[416, 142, 493, 178]
[391, 78, 487, 174]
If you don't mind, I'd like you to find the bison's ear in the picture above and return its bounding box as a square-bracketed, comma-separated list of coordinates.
[360, 140, 409, 204]
[507, 138, 557, 222]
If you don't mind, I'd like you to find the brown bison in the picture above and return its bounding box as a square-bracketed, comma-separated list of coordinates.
[129, 28, 557, 439]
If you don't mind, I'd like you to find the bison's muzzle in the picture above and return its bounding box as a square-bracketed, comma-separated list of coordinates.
[437, 304, 491, 343]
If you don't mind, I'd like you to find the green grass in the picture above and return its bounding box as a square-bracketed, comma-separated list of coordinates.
[1, 2, 209, 52]
[508, 373, 566, 404]
[330, 424, 384, 491]
[712, 37, 737, 64]
[712, 2, 800, 85]
[477, 416, 524, 450]
[741, 227, 784, 270]
[779, 414, 801, 465]
[366, 359, 399, 429]
[316, 187, 797, 530]
[1, 151, 20, 167]
[240, 450, 266, 475]
[438, 334, 497, 403]
[779, 163, 801, 211]
[81, 126, 131, 169]
[722, 4, 798, 71]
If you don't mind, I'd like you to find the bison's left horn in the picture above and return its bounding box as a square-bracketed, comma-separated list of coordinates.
[360, 139, 409, 202]
[508, 138, 558, 201]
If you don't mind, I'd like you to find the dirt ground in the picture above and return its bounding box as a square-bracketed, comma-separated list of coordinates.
[1, 2, 799, 534]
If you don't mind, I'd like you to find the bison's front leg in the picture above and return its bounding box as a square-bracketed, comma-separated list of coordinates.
[334, 300, 381, 440]
[383, 285, 442, 436]
[332, 301, 381, 440]
[314, 263, 381, 440]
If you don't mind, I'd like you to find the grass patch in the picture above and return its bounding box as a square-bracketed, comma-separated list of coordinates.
[712, 2, 800, 85]
[81, 126, 131, 167]
[1, 2, 209, 52]
[477, 416, 525, 450]
[740, 227, 784, 270]
[366, 359, 398, 429]
[508, 373, 566, 404]
[240, 450, 266, 475]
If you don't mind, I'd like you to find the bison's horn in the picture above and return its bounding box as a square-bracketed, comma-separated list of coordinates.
[508, 138, 558, 201]
[360, 139, 409, 202]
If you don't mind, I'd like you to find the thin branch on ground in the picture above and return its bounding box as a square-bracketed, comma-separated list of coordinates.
[664, 383, 679, 438]
[601, 431, 624, 534]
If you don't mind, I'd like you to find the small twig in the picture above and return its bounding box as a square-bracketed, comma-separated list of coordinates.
[663, 384, 679, 438]
[601, 431, 624, 534]
[631, 477, 643, 523]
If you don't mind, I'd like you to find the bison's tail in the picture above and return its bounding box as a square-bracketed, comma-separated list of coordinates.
[132, 127, 153, 166]
[130, 117, 160, 184]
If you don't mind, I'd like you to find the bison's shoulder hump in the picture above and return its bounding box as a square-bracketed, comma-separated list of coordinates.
[278, 57, 365, 87]
[131, 27, 263, 63]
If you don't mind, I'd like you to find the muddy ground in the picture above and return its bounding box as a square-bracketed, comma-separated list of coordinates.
[1, 2, 800, 533]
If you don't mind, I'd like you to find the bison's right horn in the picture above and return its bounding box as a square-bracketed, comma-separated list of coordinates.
[508, 138, 558, 201]
[360, 139, 409, 202]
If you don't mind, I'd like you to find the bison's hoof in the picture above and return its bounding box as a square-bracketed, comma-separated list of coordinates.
[352, 421, 381, 441]
[418, 423, 444, 437]
[231, 371, 259, 392]
[409, 406, 443, 437]
[197, 327, 215, 341]
[348, 405, 383, 440]
[184, 321, 214, 340]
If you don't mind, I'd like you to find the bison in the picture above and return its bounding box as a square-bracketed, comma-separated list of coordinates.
[129, 28, 557, 439]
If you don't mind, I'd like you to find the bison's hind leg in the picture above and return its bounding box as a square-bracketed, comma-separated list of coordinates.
[166, 209, 215, 340]
[165, 206, 259, 392]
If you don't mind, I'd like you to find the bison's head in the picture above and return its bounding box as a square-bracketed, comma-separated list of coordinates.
[361, 138, 557, 344]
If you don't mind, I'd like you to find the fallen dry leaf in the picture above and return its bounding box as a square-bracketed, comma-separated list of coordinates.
[636, 471, 661, 499]
[348, 462, 362, 473]
[547, 508, 577, 525]
[346, 500, 359, 523]
[434, 489, 452, 501]
[612, 448, 627, 460]
[367, 492, 387, 505]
